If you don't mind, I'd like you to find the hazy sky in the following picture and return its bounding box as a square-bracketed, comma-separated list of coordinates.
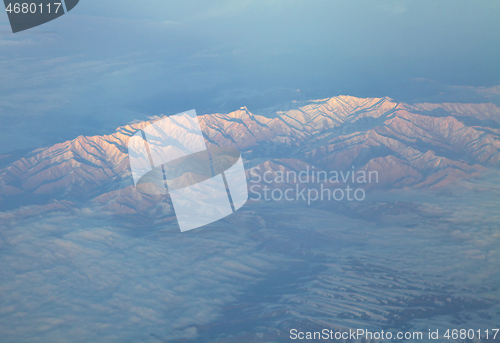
[0, 0, 499, 153]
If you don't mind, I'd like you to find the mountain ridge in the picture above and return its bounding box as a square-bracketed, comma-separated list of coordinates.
[0, 95, 499, 213]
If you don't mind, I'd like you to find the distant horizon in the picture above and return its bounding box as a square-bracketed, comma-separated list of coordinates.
[1, 0, 499, 154]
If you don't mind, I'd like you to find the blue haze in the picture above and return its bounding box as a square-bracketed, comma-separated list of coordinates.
[0, 0, 499, 152]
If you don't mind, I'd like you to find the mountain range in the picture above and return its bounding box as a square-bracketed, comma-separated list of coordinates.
[1, 95, 499, 214]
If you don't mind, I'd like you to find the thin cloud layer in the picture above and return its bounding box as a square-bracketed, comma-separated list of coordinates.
[0, 205, 280, 342]
[0, 187, 499, 342]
